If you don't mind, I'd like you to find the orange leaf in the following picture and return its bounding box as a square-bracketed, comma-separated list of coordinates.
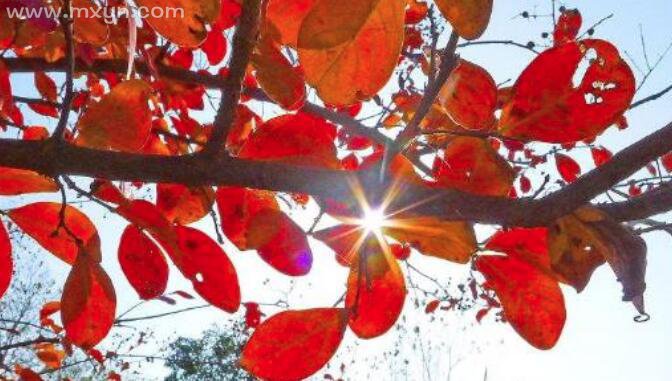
[35, 343, 65, 369]
[35, 71, 57, 102]
[171, 226, 240, 312]
[240, 308, 348, 381]
[251, 37, 306, 110]
[346, 238, 406, 338]
[0, 221, 11, 299]
[9, 202, 98, 264]
[138, 0, 220, 47]
[384, 216, 476, 264]
[71, 0, 109, 46]
[297, 0, 406, 105]
[75, 79, 153, 152]
[156, 184, 214, 225]
[118, 225, 169, 300]
[432, 136, 515, 196]
[266, 0, 316, 47]
[435, 0, 493, 40]
[215, 186, 279, 250]
[61, 252, 116, 349]
[0, 167, 58, 195]
[246, 209, 313, 276]
[238, 112, 339, 168]
[548, 211, 609, 292]
[438, 59, 497, 130]
[499, 39, 635, 143]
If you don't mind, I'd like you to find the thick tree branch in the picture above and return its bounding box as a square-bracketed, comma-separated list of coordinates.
[203, 0, 261, 155]
[0, 120, 671, 226]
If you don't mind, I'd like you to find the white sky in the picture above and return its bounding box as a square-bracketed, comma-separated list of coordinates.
[2, 0, 672, 380]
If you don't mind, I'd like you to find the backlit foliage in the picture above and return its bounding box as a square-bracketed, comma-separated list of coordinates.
[0, 0, 667, 379]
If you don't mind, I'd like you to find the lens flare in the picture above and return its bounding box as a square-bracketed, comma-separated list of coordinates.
[361, 208, 386, 233]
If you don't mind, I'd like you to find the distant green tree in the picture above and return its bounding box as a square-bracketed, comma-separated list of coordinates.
[164, 321, 253, 381]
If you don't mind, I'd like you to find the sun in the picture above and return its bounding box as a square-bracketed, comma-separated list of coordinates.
[361, 207, 387, 234]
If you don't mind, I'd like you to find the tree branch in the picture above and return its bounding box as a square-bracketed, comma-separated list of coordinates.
[51, 0, 75, 142]
[0, 120, 671, 226]
[202, 0, 262, 155]
[0, 337, 59, 351]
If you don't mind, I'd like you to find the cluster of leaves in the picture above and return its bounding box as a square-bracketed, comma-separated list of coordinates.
[0, 0, 658, 379]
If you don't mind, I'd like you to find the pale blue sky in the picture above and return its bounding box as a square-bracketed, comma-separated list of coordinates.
[2, 1, 672, 380]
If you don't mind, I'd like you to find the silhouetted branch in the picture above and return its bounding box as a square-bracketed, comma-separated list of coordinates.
[203, 0, 262, 155]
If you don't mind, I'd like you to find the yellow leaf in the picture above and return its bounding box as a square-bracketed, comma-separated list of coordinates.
[384, 216, 476, 264]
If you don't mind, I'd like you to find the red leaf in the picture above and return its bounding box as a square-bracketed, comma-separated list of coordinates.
[0, 167, 58, 195]
[519, 175, 532, 193]
[346, 239, 406, 338]
[215, 186, 279, 250]
[238, 113, 339, 169]
[240, 308, 348, 381]
[9, 202, 98, 264]
[313, 224, 364, 267]
[35, 72, 57, 102]
[247, 209, 313, 276]
[244, 302, 262, 329]
[61, 253, 116, 349]
[390, 243, 411, 261]
[118, 225, 169, 300]
[554, 9, 582, 45]
[499, 39, 635, 143]
[90, 180, 127, 205]
[156, 184, 214, 225]
[438, 59, 497, 130]
[476, 253, 566, 350]
[432, 136, 515, 196]
[425, 300, 440, 314]
[202, 25, 227, 65]
[22, 126, 49, 140]
[555, 153, 581, 183]
[662, 152, 672, 172]
[252, 37, 306, 111]
[0, 221, 11, 299]
[28, 102, 59, 118]
[39, 301, 61, 322]
[591, 146, 613, 167]
[172, 226, 240, 312]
